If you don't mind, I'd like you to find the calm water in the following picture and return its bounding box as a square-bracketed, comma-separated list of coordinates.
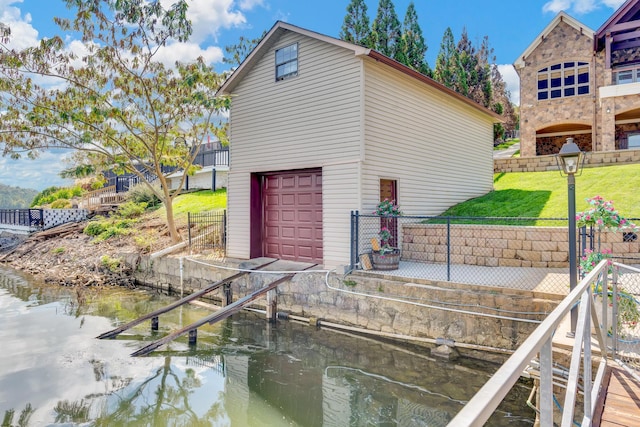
[0, 267, 535, 426]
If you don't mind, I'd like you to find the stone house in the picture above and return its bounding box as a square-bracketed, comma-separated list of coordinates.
[515, 0, 640, 157]
[218, 21, 500, 268]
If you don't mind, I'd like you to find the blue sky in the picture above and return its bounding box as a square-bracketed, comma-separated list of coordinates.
[0, 0, 627, 191]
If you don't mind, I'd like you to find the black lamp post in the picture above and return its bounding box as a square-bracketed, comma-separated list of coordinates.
[557, 138, 584, 337]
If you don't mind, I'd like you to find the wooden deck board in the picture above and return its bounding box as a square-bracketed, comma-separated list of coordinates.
[596, 366, 640, 427]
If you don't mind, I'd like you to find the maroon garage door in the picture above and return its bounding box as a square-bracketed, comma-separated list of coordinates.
[263, 169, 322, 263]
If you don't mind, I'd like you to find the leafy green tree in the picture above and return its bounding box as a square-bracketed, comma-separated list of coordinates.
[371, 0, 402, 59]
[339, 0, 372, 47]
[0, 0, 229, 244]
[224, 31, 267, 67]
[433, 27, 457, 89]
[397, 2, 430, 76]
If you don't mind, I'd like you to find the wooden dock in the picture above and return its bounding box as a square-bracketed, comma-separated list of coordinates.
[594, 366, 640, 426]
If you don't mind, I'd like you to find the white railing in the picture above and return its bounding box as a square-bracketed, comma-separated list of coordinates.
[449, 260, 617, 426]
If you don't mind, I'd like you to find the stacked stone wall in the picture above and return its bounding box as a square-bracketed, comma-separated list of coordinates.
[494, 149, 640, 173]
[402, 224, 640, 268]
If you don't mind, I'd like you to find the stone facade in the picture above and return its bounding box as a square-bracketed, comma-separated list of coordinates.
[516, 12, 640, 158]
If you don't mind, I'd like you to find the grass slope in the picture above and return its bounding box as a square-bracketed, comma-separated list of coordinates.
[442, 163, 640, 219]
[151, 189, 227, 223]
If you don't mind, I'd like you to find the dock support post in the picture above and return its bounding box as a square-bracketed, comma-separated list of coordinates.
[188, 329, 197, 346]
[151, 316, 159, 331]
[266, 289, 277, 322]
[223, 282, 232, 306]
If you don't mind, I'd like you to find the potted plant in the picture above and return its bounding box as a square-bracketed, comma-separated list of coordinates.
[372, 200, 401, 270]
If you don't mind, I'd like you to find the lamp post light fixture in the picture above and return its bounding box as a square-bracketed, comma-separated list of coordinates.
[556, 138, 584, 337]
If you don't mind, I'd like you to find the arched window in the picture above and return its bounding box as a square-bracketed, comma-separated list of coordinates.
[537, 62, 589, 100]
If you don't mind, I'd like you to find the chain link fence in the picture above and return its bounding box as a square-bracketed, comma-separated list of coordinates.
[350, 212, 640, 295]
[187, 210, 226, 254]
[608, 262, 640, 374]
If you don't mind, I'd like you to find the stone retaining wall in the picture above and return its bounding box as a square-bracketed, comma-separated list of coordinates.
[402, 224, 640, 268]
[124, 254, 560, 354]
[494, 149, 640, 173]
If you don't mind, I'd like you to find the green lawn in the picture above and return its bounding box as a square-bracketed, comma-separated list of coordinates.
[441, 163, 640, 219]
[493, 138, 519, 151]
[152, 189, 227, 222]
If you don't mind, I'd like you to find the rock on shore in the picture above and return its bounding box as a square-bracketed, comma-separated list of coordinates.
[0, 222, 139, 287]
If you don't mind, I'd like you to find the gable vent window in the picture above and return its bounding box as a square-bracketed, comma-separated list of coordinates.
[537, 61, 589, 101]
[275, 43, 298, 81]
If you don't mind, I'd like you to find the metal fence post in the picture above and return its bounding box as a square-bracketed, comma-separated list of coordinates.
[350, 211, 356, 270]
[223, 210, 227, 248]
[612, 267, 619, 358]
[187, 212, 192, 249]
[447, 217, 451, 282]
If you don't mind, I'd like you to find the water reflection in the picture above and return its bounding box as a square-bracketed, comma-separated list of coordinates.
[0, 267, 535, 426]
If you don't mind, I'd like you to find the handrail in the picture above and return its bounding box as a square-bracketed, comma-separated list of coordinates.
[448, 260, 613, 426]
[81, 185, 125, 210]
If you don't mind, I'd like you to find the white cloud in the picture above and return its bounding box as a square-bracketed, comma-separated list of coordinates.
[543, 0, 572, 14]
[155, 42, 224, 67]
[1, 0, 39, 49]
[498, 64, 520, 106]
[238, 0, 265, 11]
[0, 151, 73, 191]
[158, 0, 251, 44]
[602, 0, 626, 7]
[543, 0, 626, 14]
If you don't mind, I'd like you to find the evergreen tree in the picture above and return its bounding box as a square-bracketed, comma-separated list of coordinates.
[339, 0, 372, 47]
[371, 0, 402, 60]
[398, 2, 430, 76]
[454, 27, 475, 97]
[473, 35, 494, 108]
[433, 27, 457, 89]
[491, 64, 517, 138]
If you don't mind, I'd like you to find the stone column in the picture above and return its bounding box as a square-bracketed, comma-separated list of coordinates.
[601, 98, 616, 151]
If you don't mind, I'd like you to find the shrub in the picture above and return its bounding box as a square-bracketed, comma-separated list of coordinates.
[100, 255, 121, 272]
[51, 199, 72, 209]
[126, 183, 161, 208]
[117, 201, 148, 219]
[30, 185, 84, 207]
[84, 220, 107, 237]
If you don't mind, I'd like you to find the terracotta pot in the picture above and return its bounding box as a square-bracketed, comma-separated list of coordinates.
[372, 250, 400, 271]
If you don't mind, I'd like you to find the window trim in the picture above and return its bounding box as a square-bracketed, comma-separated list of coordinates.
[537, 61, 589, 101]
[275, 43, 298, 82]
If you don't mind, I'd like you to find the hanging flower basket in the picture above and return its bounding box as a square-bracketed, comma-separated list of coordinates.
[372, 249, 400, 270]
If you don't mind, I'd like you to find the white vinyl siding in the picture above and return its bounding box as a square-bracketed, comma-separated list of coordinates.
[361, 59, 494, 216]
[229, 31, 362, 173]
[226, 171, 251, 259]
[322, 162, 360, 268]
[227, 31, 363, 265]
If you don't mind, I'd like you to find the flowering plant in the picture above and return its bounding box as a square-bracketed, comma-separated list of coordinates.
[580, 249, 612, 275]
[576, 196, 637, 231]
[374, 199, 402, 216]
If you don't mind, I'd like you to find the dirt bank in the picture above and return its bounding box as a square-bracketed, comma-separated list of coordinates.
[0, 216, 176, 287]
